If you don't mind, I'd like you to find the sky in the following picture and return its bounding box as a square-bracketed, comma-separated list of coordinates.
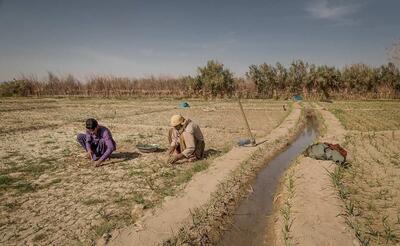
[0, 0, 399, 81]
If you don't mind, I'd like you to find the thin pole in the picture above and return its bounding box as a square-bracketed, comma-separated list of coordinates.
[238, 98, 256, 145]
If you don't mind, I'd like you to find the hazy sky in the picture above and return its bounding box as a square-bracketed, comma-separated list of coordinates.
[0, 0, 399, 81]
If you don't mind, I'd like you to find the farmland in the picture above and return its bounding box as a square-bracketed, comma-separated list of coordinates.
[0, 97, 290, 245]
[271, 100, 400, 246]
[2, 98, 399, 246]
[322, 101, 400, 245]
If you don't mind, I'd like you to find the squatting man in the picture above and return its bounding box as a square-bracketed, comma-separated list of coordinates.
[77, 118, 117, 167]
[167, 115, 205, 164]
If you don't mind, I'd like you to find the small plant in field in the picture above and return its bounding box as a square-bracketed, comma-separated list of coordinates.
[327, 167, 349, 200]
[32, 233, 47, 242]
[281, 202, 293, 246]
[345, 200, 360, 216]
[382, 216, 398, 243]
[331, 132, 399, 244]
[281, 171, 295, 246]
[132, 192, 145, 205]
[375, 188, 390, 200]
[43, 139, 56, 145]
[93, 221, 115, 238]
[366, 201, 376, 212]
[5, 201, 21, 212]
[390, 154, 400, 167]
[345, 218, 371, 246]
[62, 148, 71, 157]
[14, 181, 36, 193]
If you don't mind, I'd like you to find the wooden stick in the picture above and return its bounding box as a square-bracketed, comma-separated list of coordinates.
[238, 98, 256, 145]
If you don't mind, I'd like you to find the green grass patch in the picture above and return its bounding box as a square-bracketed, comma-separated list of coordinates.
[175, 170, 193, 186]
[0, 175, 36, 194]
[160, 169, 176, 178]
[0, 175, 16, 186]
[175, 160, 210, 186]
[191, 161, 209, 173]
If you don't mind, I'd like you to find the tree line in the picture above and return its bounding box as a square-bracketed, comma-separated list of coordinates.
[1, 60, 399, 99]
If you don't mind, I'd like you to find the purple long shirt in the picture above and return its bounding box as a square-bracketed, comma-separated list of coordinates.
[85, 126, 116, 161]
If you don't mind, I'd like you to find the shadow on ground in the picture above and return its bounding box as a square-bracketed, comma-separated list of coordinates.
[204, 148, 222, 158]
[99, 152, 142, 166]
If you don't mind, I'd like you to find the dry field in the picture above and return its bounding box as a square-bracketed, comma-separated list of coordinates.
[322, 101, 400, 245]
[0, 97, 290, 245]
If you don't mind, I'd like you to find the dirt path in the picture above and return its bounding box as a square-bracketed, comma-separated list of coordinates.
[273, 105, 357, 245]
[105, 104, 302, 246]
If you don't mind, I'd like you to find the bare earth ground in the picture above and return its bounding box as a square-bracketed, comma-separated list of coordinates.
[272, 104, 356, 246]
[107, 103, 301, 246]
[0, 98, 289, 245]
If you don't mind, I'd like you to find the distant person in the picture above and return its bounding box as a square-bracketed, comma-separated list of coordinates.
[77, 118, 116, 167]
[167, 115, 205, 164]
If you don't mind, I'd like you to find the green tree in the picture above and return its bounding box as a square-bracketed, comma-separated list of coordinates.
[275, 62, 288, 91]
[342, 64, 376, 94]
[195, 60, 235, 97]
[379, 62, 400, 94]
[288, 60, 308, 94]
[0, 79, 35, 96]
[246, 63, 277, 97]
[314, 65, 341, 99]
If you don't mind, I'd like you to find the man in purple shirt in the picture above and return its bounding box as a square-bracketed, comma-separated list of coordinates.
[77, 118, 116, 167]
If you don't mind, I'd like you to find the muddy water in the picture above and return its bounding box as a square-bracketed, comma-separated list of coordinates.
[219, 119, 317, 246]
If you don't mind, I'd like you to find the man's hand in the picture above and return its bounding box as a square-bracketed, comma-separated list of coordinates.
[87, 150, 93, 160]
[167, 146, 176, 155]
[94, 160, 103, 167]
[168, 153, 184, 164]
